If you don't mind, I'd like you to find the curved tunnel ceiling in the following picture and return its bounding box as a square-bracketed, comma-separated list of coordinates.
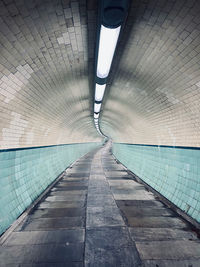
[0, 0, 101, 148]
[101, 0, 200, 146]
[0, 0, 200, 148]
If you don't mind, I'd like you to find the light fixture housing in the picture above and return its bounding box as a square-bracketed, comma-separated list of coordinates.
[95, 83, 106, 102]
[94, 113, 99, 119]
[94, 103, 101, 113]
[97, 25, 121, 79]
[93, 0, 130, 136]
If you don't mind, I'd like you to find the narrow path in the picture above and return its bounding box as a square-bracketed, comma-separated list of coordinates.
[85, 144, 141, 267]
[1, 142, 200, 266]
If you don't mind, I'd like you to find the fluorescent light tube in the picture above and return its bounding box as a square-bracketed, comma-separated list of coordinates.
[94, 103, 101, 113]
[97, 25, 121, 78]
[95, 83, 106, 102]
[94, 113, 99, 119]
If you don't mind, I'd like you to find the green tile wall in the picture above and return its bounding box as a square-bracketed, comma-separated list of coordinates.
[113, 143, 200, 223]
[0, 142, 99, 235]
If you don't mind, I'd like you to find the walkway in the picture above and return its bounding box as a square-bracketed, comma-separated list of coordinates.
[1, 142, 200, 266]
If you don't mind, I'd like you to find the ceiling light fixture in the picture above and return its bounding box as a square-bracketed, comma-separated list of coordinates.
[94, 113, 99, 119]
[95, 83, 106, 102]
[97, 25, 121, 79]
[94, 103, 101, 113]
[93, 0, 130, 136]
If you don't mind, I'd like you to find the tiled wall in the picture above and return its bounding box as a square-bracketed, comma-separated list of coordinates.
[0, 0, 100, 149]
[102, 0, 200, 147]
[0, 142, 99, 235]
[113, 143, 200, 223]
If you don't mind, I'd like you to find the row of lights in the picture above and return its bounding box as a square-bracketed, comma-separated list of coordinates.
[93, 0, 130, 136]
[94, 25, 121, 136]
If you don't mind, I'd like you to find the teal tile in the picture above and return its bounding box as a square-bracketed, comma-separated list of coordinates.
[0, 142, 100, 235]
[113, 143, 200, 224]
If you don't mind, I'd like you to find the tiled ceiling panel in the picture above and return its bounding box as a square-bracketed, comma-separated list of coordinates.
[0, 0, 100, 149]
[1, 0, 200, 148]
[102, 0, 200, 147]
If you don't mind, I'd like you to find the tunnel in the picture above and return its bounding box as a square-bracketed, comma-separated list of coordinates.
[0, 0, 200, 266]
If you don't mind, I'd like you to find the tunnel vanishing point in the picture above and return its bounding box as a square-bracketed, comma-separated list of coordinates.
[0, 0, 200, 266]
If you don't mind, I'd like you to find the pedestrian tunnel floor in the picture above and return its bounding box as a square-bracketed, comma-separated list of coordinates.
[1, 144, 200, 266]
